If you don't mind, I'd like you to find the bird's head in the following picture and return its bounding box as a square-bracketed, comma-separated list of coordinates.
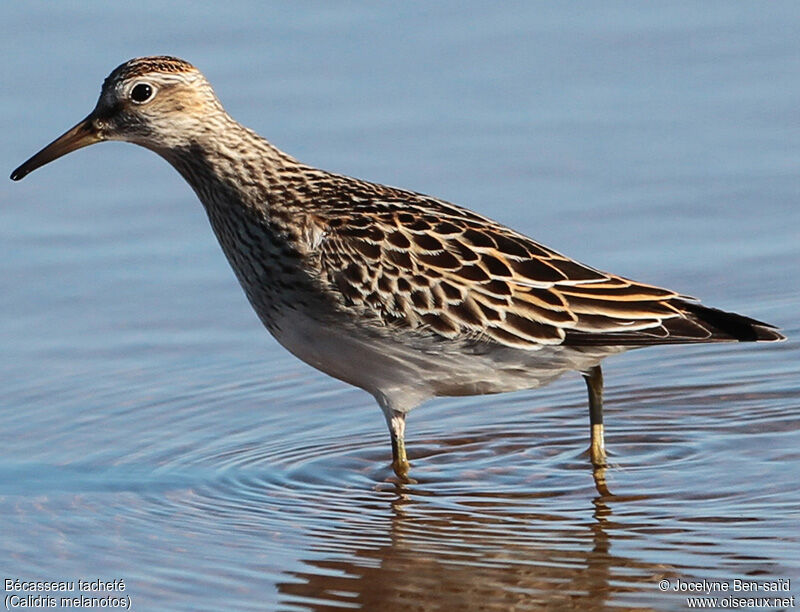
[11, 56, 224, 181]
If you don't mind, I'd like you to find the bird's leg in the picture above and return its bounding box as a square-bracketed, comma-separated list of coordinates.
[583, 365, 611, 496]
[386, 410, 411, 480]
[583, 365, 606, 467]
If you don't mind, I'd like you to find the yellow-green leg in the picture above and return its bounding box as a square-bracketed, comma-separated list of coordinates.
[584, 365, 610, 495]
[387, 410, 411, 480]
[583, 365, 606, 466]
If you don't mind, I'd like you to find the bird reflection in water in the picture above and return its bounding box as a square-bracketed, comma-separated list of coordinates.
[277, 482, 673, 611]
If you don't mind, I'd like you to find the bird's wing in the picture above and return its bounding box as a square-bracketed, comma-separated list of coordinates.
[315, 195, 773, 348]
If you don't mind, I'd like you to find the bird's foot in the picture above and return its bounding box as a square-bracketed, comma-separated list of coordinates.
[390, 458, 417, 485]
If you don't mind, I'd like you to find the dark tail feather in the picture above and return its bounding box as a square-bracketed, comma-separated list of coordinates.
[564, 301, 785, 346]
[676, 302, 785, 342]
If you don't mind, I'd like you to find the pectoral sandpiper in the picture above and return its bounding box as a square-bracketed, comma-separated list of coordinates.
[11, 57, 784, 490]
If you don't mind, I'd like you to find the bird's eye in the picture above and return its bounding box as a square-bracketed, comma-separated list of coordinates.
[130, 82, 154, 104]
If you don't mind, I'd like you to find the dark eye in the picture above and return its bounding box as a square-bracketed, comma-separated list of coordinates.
[130, 83, 154, 103]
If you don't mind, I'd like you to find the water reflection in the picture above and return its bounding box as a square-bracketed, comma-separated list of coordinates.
[1, 364, 796, 610]
[278, 486, 665, 611]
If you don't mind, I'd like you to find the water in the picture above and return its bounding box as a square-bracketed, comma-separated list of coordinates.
[2, 3, 799, 610]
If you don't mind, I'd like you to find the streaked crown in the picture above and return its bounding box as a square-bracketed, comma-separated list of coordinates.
[103, 56, 197, 85]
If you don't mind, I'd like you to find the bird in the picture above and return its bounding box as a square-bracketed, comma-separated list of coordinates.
[11, 56, 784, 489]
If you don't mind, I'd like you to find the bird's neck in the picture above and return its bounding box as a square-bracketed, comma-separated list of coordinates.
[158, 114, 309, 219]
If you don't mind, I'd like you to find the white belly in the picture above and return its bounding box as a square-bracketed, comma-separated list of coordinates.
[268, 309, 625, 413]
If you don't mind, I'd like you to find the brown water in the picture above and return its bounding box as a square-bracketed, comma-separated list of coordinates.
[2, 3, 799, 610]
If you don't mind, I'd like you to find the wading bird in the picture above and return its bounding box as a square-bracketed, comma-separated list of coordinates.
[11, 57, 784, 491]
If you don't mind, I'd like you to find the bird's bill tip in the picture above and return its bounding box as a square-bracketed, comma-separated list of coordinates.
[10, 116, 102, 181]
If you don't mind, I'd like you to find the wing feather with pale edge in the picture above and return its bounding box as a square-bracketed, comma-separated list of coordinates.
[316, 194, 783, 348]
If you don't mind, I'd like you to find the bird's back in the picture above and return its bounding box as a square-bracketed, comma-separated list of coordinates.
[296, 171, 784, 347]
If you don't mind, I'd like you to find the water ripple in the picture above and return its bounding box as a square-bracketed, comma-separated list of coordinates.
[3, 4, 800, 608]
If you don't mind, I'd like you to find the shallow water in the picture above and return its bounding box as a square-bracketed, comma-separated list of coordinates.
[1, 3, 799, 611]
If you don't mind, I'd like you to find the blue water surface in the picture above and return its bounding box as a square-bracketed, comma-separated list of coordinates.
[1, 3, 799, 610]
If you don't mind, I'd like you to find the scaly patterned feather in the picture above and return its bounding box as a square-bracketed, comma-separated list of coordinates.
[311, 180, 779, 348]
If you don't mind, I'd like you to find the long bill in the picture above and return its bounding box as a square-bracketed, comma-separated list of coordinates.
[10, 116, 102, 181]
